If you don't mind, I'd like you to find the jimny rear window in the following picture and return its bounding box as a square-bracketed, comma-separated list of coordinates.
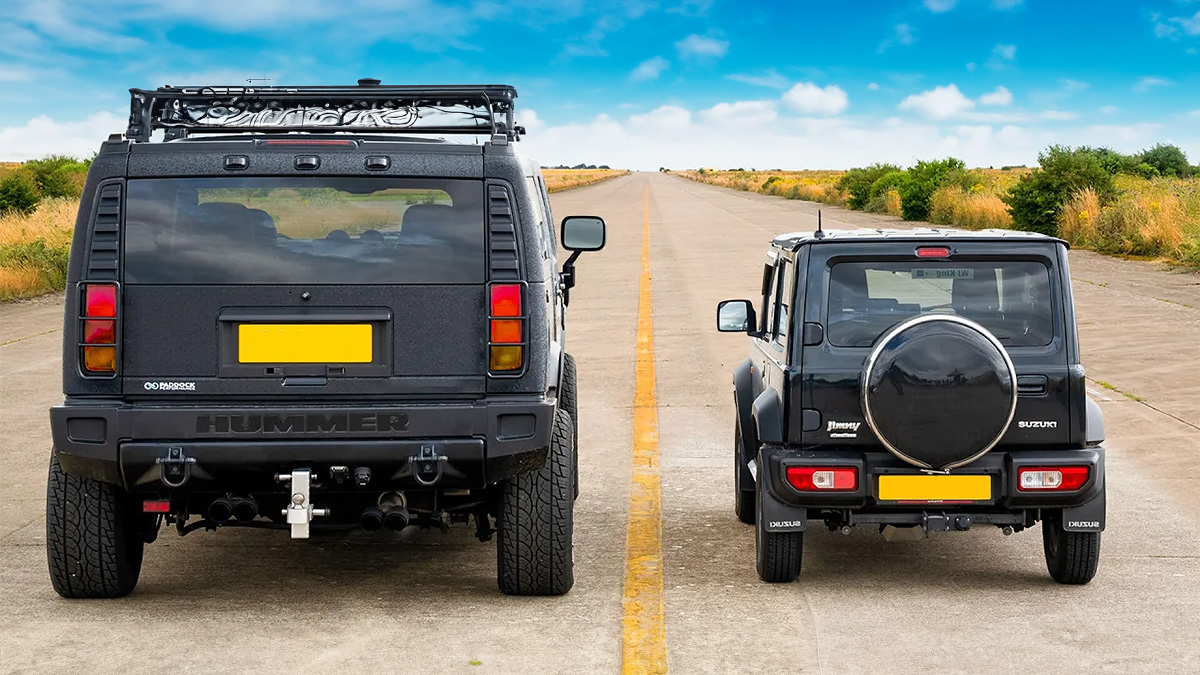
[123, 177, 486, 284]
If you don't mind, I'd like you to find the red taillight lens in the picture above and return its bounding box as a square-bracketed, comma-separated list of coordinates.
[786, 466, 858, 491]
[490, 319, 522, 344]
[83, 319, 115, 344]
[489, 284, 524, 373]
[916, 246, 951, 258]
[1017, 466, 1089, 491]
[84, 284, 117, 317]
[491, 284, 522, 317]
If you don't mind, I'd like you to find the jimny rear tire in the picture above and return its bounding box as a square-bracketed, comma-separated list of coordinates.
[734, 419, 755, 525]
[1042, 511, 1101, 585]
[755, 478, 802, 583]
[497, 409, 575, 596]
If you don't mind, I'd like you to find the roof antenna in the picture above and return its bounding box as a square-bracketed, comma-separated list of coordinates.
[814, 209, 825, 239]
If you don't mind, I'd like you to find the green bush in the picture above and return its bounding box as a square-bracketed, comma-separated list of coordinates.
[1003, 145, 1115, 236]
[868, 170, 906, 202]
[0, 171, 40, 216]
[835, 163, 901, 210]
[897, 158, 965, 221]
[1137, 143, 1190, 178]
[23, 155, 90, 199]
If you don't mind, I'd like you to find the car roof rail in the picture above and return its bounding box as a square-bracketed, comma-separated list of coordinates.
[126, 79, 523, 143]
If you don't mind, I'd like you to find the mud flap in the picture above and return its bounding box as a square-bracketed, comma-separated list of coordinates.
[1062, 475, 1105, 532]
[758, 457, 807, 533]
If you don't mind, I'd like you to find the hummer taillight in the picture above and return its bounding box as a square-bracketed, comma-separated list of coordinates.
[80, 283, 119, 375]
[489, 283, 524, 373]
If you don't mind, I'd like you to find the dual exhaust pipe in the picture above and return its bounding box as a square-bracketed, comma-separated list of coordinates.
[207, 496, 259, 524]
[360, 492, 410, 532]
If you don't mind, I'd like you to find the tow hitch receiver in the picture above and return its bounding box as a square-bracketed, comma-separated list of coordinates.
[278, 469, 328, 539]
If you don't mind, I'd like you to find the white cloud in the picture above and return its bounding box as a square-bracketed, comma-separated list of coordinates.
[630, 56, 669, 82]
[675, 33, 729, 60]
[924, 0, 956, 11]
[0, 111, 124, 161]
[698, 100, 778, 126]
[993, 43, 1017, 60]
[979, 86, 1012, 106]
[867, 82, 880, 91]
[899, 84, 974, 119]
[879, 23, 916, 51]
[726, 69, 789, 89]
[628, 105, 692, 132]
[781, 82, 849, 116]
[1134, 76, 1172, 92]
[1040, 110, 1078, 121]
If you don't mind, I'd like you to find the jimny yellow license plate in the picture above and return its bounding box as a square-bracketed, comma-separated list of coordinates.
[877, 474, 992, 502]
[238, 324, 373, 364]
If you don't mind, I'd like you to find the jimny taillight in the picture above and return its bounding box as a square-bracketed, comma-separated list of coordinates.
[1017, 466, 1089, 491]
[80, 283, 119, 374]
[489, 284, 524, 373]
[786, 466, 858, 491]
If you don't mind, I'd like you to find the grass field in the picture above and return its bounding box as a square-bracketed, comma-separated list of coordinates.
[0, 168, 628, 302]
[677, 168, 1200, 266]
[543, 168, 628, 192]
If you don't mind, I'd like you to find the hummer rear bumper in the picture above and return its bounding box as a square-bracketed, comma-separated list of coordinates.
[50, 398, 555, 490]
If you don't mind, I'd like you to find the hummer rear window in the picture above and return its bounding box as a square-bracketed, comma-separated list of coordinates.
[827, 260, 1054, 348]
[124, 177, 485, 284]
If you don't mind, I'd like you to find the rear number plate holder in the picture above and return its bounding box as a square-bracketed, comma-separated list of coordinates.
[877, 474, 992, 502]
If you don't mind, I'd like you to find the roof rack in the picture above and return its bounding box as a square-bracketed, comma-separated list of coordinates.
[126, 80, 522, 143]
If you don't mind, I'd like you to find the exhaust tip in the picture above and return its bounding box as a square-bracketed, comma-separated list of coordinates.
[208, 498, 233, 524]
[383, 505, 410, 531]
[360, 507, 384, 532]
[232, 498, 258, 523]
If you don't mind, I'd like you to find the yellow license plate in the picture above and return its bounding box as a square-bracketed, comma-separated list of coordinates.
[877, 474, 992, 501]
[238, 324, 373, 363]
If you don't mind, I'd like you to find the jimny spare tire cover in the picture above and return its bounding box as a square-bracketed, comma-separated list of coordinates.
[861, 315, 1017, 471]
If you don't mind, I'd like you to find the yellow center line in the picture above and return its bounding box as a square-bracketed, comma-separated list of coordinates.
[622, 184, 667, 674]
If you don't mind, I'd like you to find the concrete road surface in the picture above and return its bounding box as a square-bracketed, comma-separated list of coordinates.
[2, 172, 1198, 674]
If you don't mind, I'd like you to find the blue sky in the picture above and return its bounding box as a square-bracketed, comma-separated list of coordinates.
[1, 0, 1199, 169]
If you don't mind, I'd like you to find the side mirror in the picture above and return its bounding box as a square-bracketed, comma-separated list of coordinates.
[561, 215, 606, 251]
[717, 299, 757, 333]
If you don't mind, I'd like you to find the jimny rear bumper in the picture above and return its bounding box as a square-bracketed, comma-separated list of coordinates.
[756, 445, 1106, 534]
[49, 397, 555, 492]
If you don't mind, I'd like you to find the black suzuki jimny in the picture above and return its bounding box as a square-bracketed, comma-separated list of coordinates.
[717, 226, 1105, 585]
[46, 81, 604, 598]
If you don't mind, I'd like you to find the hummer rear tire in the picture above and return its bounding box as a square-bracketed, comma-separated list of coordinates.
[46, 452, 145, 598]
[497, 409, 575, 596]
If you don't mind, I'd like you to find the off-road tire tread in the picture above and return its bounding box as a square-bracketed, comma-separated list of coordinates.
[561, 353, 579, 500]
[497, 409, 575, 596]
[755, 480, 802, 583]
[46, 453, 143, 598]
[1043, 513, 1101, 585]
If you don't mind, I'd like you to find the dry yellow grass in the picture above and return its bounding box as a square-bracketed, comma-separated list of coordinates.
[0, 197, 77, 247]
[1059, 180, 1200, 259]
[543, 169, 629, 192]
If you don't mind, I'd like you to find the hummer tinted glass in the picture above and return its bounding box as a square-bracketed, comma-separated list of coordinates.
[124, 177, 485, 284]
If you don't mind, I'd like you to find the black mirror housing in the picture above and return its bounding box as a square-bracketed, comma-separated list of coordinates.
[561, 215, 606, 251]
[717, 299, 757, 333]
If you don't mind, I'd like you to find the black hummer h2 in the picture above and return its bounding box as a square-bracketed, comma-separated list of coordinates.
[47, 81, 605, 598]
[717, 227, 1105, 585]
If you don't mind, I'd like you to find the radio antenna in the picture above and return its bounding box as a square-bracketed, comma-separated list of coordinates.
[815, 210, 825, 239]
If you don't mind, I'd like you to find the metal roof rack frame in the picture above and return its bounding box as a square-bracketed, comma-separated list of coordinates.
[126, 79, 522, 143]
